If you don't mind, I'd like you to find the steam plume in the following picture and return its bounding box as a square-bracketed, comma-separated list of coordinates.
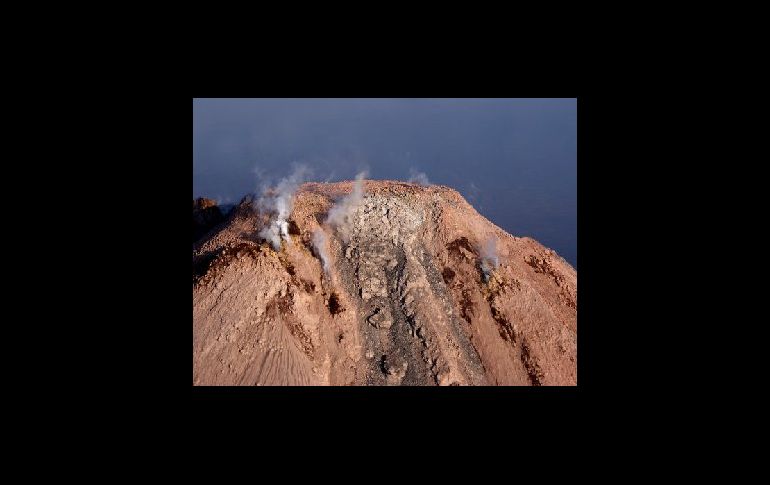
[312, 228, 331, 275]
[256, 164, 311, 250]
[326, 171, 367, 242]
[480, 236, 499, 282]
[408, 168, 431, 186]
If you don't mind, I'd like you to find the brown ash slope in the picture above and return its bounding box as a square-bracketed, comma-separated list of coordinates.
[193, 180, 577, 386]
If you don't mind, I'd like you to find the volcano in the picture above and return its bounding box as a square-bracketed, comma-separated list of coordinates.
[193, 180, 577, 386]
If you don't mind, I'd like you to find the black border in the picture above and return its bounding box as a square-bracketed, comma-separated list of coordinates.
[177, 94, 613, 406]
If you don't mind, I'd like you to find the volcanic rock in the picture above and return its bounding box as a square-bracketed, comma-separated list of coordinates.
[193, 197, 224, 242]
[192, 180, 577, 386]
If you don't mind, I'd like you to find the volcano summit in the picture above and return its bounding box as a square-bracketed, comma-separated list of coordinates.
[193, 180, 577, 386]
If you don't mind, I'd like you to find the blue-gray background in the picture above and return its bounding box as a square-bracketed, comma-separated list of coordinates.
[193, 98, 577, 268]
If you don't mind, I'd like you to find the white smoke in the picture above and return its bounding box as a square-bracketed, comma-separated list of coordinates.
[408, 167, 431, 186]
[467, 181, 480, 202]
[480, 236, 499, 282]
[214, 194, 233, 205]
[312, 228, 331, 275]
[325, 171, 367, 243]
[323, 170, 337, 183]
[251, 165, 267, 180]
[256, 164, 311, 250]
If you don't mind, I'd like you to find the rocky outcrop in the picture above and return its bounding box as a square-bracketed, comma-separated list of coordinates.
[193, 181, 577, 386]
[193, 197, 224, 242]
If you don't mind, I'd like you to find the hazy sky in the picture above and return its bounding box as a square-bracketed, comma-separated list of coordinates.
[193, 98, 577, 267]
